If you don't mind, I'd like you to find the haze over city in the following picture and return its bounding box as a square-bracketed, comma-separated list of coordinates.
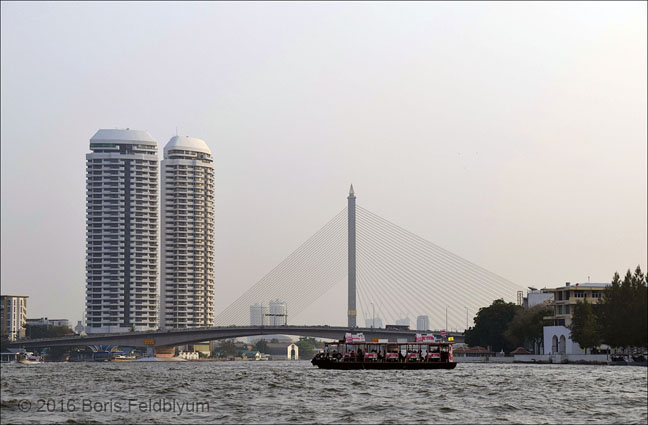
[1, 1, 646, 326]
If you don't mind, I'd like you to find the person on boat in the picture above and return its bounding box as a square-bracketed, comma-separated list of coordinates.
[357, 348, 363, 361]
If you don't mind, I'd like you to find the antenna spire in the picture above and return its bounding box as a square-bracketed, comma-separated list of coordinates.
[349, 184, 355, 196]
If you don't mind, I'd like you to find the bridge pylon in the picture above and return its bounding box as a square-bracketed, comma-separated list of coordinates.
[348, 184, 357, 328]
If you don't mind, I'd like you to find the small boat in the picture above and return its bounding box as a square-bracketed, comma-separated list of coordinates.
[630, 354, 647, 367]
[112, 354, 137, 362]
[609, 354, 628, 366]
[311, 334, 457, 370]
[18, 352, 43, 364]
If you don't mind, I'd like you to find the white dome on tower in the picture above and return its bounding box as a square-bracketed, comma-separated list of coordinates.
[164, 135, 211, 157]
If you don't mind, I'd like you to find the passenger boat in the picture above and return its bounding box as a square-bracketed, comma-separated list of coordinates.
[311, 334, 457, 370]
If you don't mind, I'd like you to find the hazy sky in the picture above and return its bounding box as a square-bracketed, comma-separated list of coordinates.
[1, 2, 646, 326]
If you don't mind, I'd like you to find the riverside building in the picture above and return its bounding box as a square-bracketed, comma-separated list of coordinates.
[0, 295, 28, 341]
[543, 282, 610, 355]
[85, 129, 159, 334]
[160, 136, 215, 329]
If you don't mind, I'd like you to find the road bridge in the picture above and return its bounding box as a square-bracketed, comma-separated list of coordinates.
[6, 326, 464, 350]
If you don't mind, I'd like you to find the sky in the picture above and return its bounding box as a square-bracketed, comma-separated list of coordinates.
[1, 1, 646, 327]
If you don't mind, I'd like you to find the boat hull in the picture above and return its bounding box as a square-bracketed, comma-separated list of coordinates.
[312, 359, 457, 370]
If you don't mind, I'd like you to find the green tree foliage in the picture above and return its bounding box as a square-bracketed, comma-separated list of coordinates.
[598, 266, 647, 349]
[629, 266, 647, 349]
[505, 304, 552, 351]
[214, 339, 237, 357]
[464, 299, 522, 352]
[570, 299, 601, 352]
[24, 325, 73, 339]
[295, 337, 323, 358]
[254, 339, 269, 354]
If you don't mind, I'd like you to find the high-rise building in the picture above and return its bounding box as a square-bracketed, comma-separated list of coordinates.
[160, 136, 215, 329]
[0, 295, 28, 341]
[395, 317, 410, 327]
[268, 299, 287, 326]
[416, 315, 430, 331]
[85, 129, 159, 334]
[365, 317, 383, 328]
[250, 303, 269, 326]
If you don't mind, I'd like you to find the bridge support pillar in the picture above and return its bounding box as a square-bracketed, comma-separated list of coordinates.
[348, 184, 357, 328]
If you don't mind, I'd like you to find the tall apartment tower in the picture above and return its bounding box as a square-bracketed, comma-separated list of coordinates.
[85, 129, 159, 334]
[160, 136, 215, 329]
[0, 295, 28, 341]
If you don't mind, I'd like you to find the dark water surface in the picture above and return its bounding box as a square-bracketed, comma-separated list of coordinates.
[1, 361, 647, 424]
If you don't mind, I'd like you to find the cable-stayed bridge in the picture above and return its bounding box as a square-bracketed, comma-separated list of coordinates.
[216, 186, 523, 331]
[8, 186, 523, 350]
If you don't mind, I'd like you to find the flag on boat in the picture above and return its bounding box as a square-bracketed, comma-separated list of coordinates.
[440, 330, 447, 337]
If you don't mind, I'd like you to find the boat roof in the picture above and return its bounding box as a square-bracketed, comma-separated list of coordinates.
[326, 341, 454, 345]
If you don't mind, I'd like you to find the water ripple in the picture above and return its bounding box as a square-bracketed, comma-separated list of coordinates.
[1, 362, 646, 424]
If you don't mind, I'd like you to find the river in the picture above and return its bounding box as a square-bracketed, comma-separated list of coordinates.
[1, 361, 646, 424]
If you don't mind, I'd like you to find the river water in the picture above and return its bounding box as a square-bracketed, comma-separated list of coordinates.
[1, 361, 646, 424]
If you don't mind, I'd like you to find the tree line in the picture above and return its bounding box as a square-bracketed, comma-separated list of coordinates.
[464, 265, 647, 353]
[571, 266, 647, 352]
[464, 299, 550, 352]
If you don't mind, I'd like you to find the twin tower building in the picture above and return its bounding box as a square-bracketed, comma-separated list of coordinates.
[85, 129, 214, 334]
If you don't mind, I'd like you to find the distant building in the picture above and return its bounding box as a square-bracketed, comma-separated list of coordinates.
[522, 287, 553, 309]
[395, 317, 410, 327]
[74, 321, 85, 335]
[160, 136, 215, 329]
[249, 303, 269, 326]
[0, 295, 28, 341]
[543, 282, 611, 355]
[416, 315, 430, 331]
[25, 318, 70, 328]
[268, 299, 287, 326]
[365, 317, 382, 328]
[85, 129, 159, 334]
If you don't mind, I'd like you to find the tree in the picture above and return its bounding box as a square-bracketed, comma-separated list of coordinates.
[295, 337, 323, 358]
[570, 299, 600, 353]
[24, 325, 73, 339]
[464, 299, 522, 352]
[598, 266, 647, 351]
[214, 339, 237, 358]
[505, 304, 552, 352]
[630, 265, 647, 349]
[595, 266, 648, 347]
[254, 339, 269, 354]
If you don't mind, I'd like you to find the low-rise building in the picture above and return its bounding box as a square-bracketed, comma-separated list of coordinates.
[522, 287, 553, 308]
[26, 318, 70, 328]
[544, 282, 609, 327]
[543, 282, 610, 355]
[1, 295, 28, 341]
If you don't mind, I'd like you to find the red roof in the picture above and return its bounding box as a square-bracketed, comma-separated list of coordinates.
[454, 346, 492, 354]
[511, 347, 531, 354]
